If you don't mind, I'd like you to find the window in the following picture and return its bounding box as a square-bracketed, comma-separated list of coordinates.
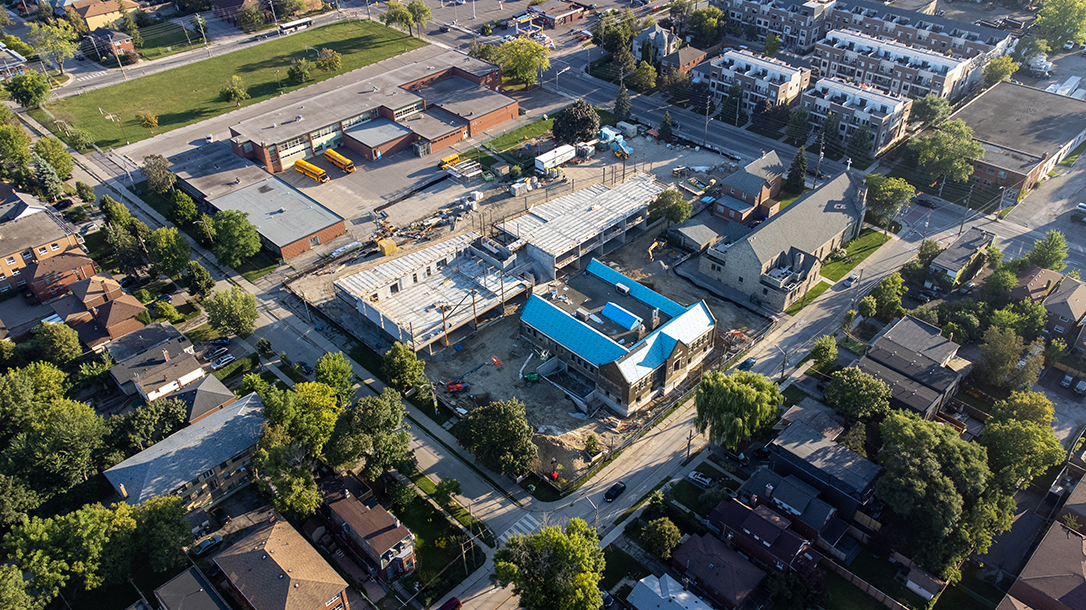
[11, 269, 19, 276]
[21, 251, 31, 260]
[390, 283, 399, 294]
[37, 247, 46, 254]
[738, 276, 744, 284]
[16, 280, 25, 287]
[0, 285, 8, 293]
[1055, 325, 1066, 334]
[202, 469, 215, 480]
[998, 171, 1007, 179]
[50, 243, 59, 251]
[1060, 315, 1070, 322]
[674, 359, 681, 371]
[3, 257, 12, 265]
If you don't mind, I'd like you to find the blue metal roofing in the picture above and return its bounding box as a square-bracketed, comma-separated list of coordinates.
[585, 259, 686, 318]
[521, 296, 628, 366]
[616, 302, 715, 382]
[602, 301, 642, 331]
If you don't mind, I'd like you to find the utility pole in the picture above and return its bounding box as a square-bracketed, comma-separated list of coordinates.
[685, 429, 694, 461]
[195, 12, 212, 57]
[958, 183, 974, 236]
[585, 496, 600, 531]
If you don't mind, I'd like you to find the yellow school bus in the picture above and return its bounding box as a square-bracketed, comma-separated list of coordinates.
[439, 153, 459, 168]
[294, 159, 329, 183]
[323, 148, 356, 173]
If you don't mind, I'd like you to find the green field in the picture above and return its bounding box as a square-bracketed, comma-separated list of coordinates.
[784, 281, 831, 316]
[820, 229, 890, 282]
[36, 21, 427, 148]
[139, 22, 202, 60]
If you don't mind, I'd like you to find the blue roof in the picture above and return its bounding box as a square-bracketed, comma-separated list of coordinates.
[586, 260, 686, 318]
[616, 302, 715, 382]
[602, 301, 642, 331]
[521, 296, 628, 366]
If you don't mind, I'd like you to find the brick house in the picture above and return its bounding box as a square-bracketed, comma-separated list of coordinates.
[26, 251, 96, 303]
[709, 498, 822, 573]
[0, 210, 81, 295]
[86, 28, 134, 59]
[318, 475, 416, 581]
[661, 46, 707, 75]
[711, 151, 785, 223]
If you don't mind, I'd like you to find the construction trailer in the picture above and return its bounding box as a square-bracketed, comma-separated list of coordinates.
[534, 144, 576, 173]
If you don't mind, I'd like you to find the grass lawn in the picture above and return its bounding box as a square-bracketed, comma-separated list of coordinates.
[601, 545, 648, 590]
[821, 229, 890, 281]
[489, 116, 555, 152]
[139, 22, 200, 60]
[519, 473, 563, 502]
[839, 335, 868, 356]
[695, 462, 729, 482]
[184, 322, 221, 344]
[668, 479, 717, 516]
[596, 107, 616, 126]
[83, 229, 113, 265]
[1061, 140, 1086, 167]
[777, 189, 806, 210]
[260, 370, 290, 391]
[462, 148, 501, 169]
[213, 353, 259, 381]
[405, 470, 494, 547]
[784, 281, 830, 316]
[236, 250, 279, 283]
[845, 549, 928, 609]
[393, 492, 486, 605]
[35, 21, 427, 149]
[153, 301, 201, 324]
[278, 363, 307, 383]
[822, 569, 886, 610]
[782, 384, 811, 407]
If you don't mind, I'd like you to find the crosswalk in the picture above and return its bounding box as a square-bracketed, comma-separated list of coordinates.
[499, 514, 541, 545]
[74, 71, 108, 83]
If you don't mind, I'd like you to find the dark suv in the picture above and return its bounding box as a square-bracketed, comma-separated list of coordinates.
[604, 481, 627, 502]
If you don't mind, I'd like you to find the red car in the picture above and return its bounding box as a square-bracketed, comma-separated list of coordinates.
[438, 598, 462, 610]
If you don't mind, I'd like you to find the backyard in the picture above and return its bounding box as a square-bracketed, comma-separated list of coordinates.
[393, 490, 486, 605]
[33, 21, 427, 148]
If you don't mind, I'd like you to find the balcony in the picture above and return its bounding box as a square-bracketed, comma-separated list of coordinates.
[762, 266, 800, 290]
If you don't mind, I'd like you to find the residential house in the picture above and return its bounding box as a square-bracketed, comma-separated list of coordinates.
[85, 28, 134, 59]
[711, 150, 785, 223]
[155, 567, 232, 610]
[1045, 277, 1086, 340]
[708, 49, 811, 114]
[709, 498, 823, 573]
[661, 46, 707, 75]
[214, 520, 349, 610]
[632, 24, 679, 65]
[1010, 266, 1063, 303]
[134, 353, 207, 402]
[520, 259, 716, 416]
[107, 321, 191, 363]
[814, 30, 974, 100]
[627, 574, 712, 610]
[775, 397, 844, 440]
[876, 314, 960, 366]
[318, 475, 416, 582]
[769, 420, 882, 521]
[167, 374, 237, 423]
[0, 209, 81, 295]
[671, 533, 766, 608]
[699, 172, 867, 312]
[109, 330, 199, 396]
[799, 78, 912, 157]
[69, 0, 140, 30]
[43, 273, 147, 350]
[998, 518, 1086, 610]
[26, 251, 96, 303]
[104, 394, 263, 511]
[212, 0, 262, 25]
[855, 335, 963, 419]
[929, 227, 996, 286]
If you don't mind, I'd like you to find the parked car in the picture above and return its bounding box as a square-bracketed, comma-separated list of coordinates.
[600, 588, 614, 607]
[190, 535, 223, 557]
[205, 346, 229, 360]
[440, 23, 450, 32]
[738, 357, 757, 370]
[604, 481, 627, 502]
[1062, 374, 1075, 388]
[501, 34, 516, 43]
[805, 168, 827, 179]
[157, 293, 173, 302]
[212, 355, 236, 370]
[209, 337, 231, 346]
[724, 449, 749, 465]
[844, 274, 858, 287]
[119, 277, 137, 288]
[911, 292, 932, 303]
[298, 362, 314, 375]
[438, 598, 462, 610]
[209, 507, 232, 526]
[1075, 380, 1086, 395]
[916, 194, 939, 208]
[687, 471, 713, 488]
[960, 281, 977, 294]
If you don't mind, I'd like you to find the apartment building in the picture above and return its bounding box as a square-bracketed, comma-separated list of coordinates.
[800, 77, 912, 156]
[725, 0, 832, 52]
[708, 49, 811, 113]
[0, 210, 81, 294]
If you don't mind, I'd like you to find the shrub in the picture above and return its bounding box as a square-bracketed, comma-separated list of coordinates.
[134, 289, 152, 304]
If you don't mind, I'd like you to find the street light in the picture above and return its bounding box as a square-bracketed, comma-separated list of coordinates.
[555, 66, 569, 90]
[585, 496, 600, 531]
[774, 345, 789, 381]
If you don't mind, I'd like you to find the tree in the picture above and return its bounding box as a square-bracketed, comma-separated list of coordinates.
[642, 516, 681, 558]
[212, 210, 261, 267]
[0, 124, 30, 169]
[0, 563, 40, 610]
[911, 94, 951, 126]
[917, 239, 942, 268]
[910, 119, 985, 183]
[553, 100, 600, 145]
[864, 173, 916, 221]
[658, 110, 674, 143]
[694, 370, 782, 450]
[459, 398, 538, 477]
[383, 342, 430, 397]
[101, 195, 132, 230]
[818, 111, 841, 150]
[186, 260, 214, 299]
[135, 495, 191, 575]
[497, 38, 550, 87]
[1034, 0, 1086, 49]
[128, 398, 187, 448]
[784, 147, 807, 193]
[668, 0, 692, 34]
[251, 423, 322, 515]
[977, 325, 1025, 386]
[991, 391, 1054, 427]
[614, 84, 631, 123]
[272, 0, 305, 17]
[433, 478, 462, 505]
[8, 399, 106, 493]
[142, 154, 174, 194]
[764, 32, 780, 56]
[810, 334, 838, 368]
[407, 0, 431, 33]
[324, 387, 413, 479]
[316, 47, 342, 72]
[785, 107, 809, 144]
[288, 58, 312, 84]
[842, 309, 857, 331]
[688, 6, 724, 47]
[27, 20, 78, 75]
[237, 4, 264, 29]
[857, 295, 877, 319]
[847, 125, 873, 166]
[204, 285, 258, 337]
[315, 351, 354, 405]
[983, 55, 1019, 86]
[839, 423, 867, 457]
[169, 190, 197, 225]
[981, 419, 1063, 492]
[1027, 230, 1069, 271]
[628, 60, 657, 91]
[219, 75, 250, 106]
[585, 434, 600, 455]
[981, 268, 1017, 304]
[32, 137, 72, 179]
[493, 518, 605, 610]
[107, 225, 145, 278]
[75, 181, 96, 204]
[147, 228, 190, 278]
[33, 154, 64, 202]
[1013, 36, 1050, 64]
[870, 272, 906, 320]
[382, 0, 415, 35]
[766, 569, 824, 610]
[648, 189, 691, 226]
[32, 321, 81, 366]
[720, 82, 744, 126]
[824, 367, 891, 419]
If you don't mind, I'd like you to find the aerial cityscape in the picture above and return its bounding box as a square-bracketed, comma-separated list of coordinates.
[2, 0, 1086, 607]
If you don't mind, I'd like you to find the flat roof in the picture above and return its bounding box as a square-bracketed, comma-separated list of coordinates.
[0, 211, 71, 258]
[496, 173, 665, 258]
[209, 178, 342, 249]
[345, 117, 415, 149]
[549, 270, 676, 345]
[403, 108, 467, 141]
[155, 567, 232, 610]
[951, 81, 1086, 158]
[417, 76, 517, 121]
[822, 29, 967, 71]
[712, 49, 807, 77]
[931, 226, 995, 274]
[230, 47, 498, 145]
[171, 145, 270, 201]
[772, 421, 882, 496]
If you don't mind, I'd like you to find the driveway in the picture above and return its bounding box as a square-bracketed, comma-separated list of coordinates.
[1036, 369, 1086, 446]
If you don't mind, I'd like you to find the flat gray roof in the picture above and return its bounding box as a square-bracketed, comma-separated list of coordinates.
[417, 76, 517, 121]
[209, 178, 342, 249]
[345, 118, 414, 149]
[230, 47, 498, 146]
[404, 108, 466, 142]
[931, 226, 994, 274]
[772, 421, 882, 496]
[0, 211, 71, 258]
[171, 145, 270, 202]
[951, 81, 1086, 158]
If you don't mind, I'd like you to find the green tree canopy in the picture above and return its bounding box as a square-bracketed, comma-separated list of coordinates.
[100, 195, 132, 229]
[219, 74, 250, 105]
[263, 382, 343, 457]
[648, 189, 691, 226]
[983, 55, 1019, 86]
[990, 391, 1054, 427]
[32, 321, 82, 366]
[785, 107, 809, 144]
[497, 38, 550, 86]
[205, 285, 259, 337]
[910, 119, 985, 183]
[553, 100, 600, 145]
[406, 0, 431, 33]
[169, 190, 197, 224]
[381, 0, 415, 34]
[981, 419, 1063, 492]
[0, 124, 30, 169]
[4, 71, 50, 109]
[459, 398, 538, 477]
[32, 137, 72, 180]
[864, 173, 915, 220]
[1034, 0, 1086, 49]
[325, 387, 413, 479]
[148, 227, 191, 277]
[6, 399, 106, 494]
[659, 110, 674, 143]
[642, 517, 681, 559]
[764, 32, 780, 56]
[382, 342, 430, 398]
[824, 366, 891, 419]
[250, 423, 321, 516]
[870, 272, 907, 320]
[1027, 230, 1069, 271]
[784, 147, 807, 194]
[186, 260, 215, 299]
[810, 334, 838, 368]
[142, 154, 175, 195]
[211, 210, 261, 267]
[910, 94, 951, 126]
[315, 351, 355, 406]
[694, 370, 782, 450]
[628, 60, 657, 91]
[614, 84, 631, 123]
[493, 518, 605, 610]
[27, 20, 78, 75]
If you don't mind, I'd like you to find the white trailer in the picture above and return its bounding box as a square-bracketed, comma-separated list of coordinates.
[534, 144, 577, 173]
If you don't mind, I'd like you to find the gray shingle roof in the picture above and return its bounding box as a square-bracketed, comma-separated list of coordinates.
[167, 374, 236, 423]
[106, 322, 189, 364]
[772, 421, 881, 497]
[722, 151, 784, 195]
[931, 226, 995, 275]
[879, 315, 959, 365]
[1045, 277, 1086, 325]
[104, 394, 263, 504]
[155, 567, 232, 610]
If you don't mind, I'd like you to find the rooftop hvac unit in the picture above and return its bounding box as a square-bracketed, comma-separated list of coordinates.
[615, 282, 630, 295]
[576, 308, 590, 321]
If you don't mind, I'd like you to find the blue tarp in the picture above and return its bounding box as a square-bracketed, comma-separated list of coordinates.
[602, 302, 642, 331]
